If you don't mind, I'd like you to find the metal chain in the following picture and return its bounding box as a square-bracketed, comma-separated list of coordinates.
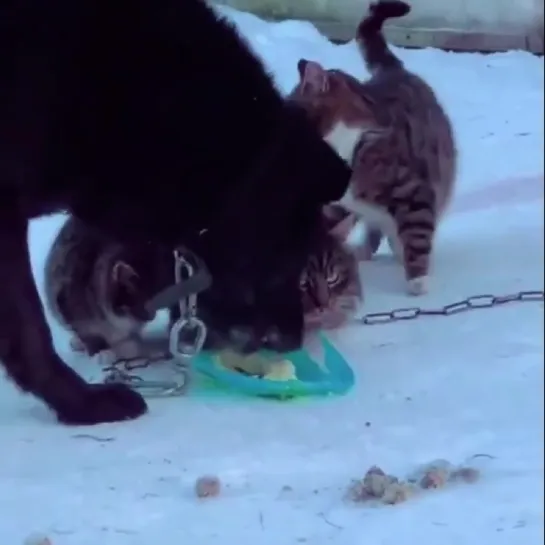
[102, 289, 543, 398]
[101, 248, 208, 398]
[102, 353, 189, 398]
[353, 290, 544, 326]
[168, 248, 207, 359]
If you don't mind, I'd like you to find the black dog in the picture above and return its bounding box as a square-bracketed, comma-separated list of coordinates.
[0, 0, 350, 425]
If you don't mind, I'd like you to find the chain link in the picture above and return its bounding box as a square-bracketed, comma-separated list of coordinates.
[101, 289, 543, 397]
[169, 248, 208, 359]
[353, 290, 544, 326]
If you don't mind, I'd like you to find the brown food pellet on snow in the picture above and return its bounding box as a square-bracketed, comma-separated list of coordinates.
[363, 466, 400, 498]
[450, 466, 480, 483]
[366, 465, 386, 477]
[420, 467, 450, 489]
[346, 479, 373, 502]
[381, 482, 417, 505]
[347, 466, 405, 504]
[346, 473, 415, 505]
[347, 459, 480, 507]
[345, 465, 387, 502]
[195, 475, 221, 498]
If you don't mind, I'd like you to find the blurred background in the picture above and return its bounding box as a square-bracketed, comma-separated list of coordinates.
[216, 0, 544, 53]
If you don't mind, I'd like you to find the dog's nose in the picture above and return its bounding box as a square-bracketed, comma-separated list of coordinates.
[261, 326, 301, 353]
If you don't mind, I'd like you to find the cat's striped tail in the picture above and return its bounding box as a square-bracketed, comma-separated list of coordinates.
[356, 0, 411, 73]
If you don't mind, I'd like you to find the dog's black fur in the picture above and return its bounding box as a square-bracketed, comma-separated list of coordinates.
[0, 0, 350, 425]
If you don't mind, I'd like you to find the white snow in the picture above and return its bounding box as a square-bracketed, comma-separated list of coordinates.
[2, 6, 544, 545]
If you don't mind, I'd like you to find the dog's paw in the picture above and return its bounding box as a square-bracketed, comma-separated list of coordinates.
[56, 383, 147, 425]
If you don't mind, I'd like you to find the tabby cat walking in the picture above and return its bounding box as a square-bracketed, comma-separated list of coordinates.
[290, 0, 457, 295]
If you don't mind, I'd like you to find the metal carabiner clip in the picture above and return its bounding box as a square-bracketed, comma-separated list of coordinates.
[169, 316, 208, 360]
[174, 248, 201, 318]
[170, 248, 208, 360]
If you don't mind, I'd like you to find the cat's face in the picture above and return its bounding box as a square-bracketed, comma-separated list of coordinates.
[300, 229, 362, 330]
[289, 59, 382, 143]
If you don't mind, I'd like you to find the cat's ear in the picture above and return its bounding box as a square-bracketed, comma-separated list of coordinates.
[111, 261, 139, 288]
[297, 58, 329, 94]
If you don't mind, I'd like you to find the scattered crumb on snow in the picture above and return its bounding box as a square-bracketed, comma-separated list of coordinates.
[346, 459, 482, 506]
[195, 475, 222, 498]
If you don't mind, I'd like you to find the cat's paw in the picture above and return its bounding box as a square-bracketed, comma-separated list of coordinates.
[406, 276, 428, 296]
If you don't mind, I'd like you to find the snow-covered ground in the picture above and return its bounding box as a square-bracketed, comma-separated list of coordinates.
[2, 7, 544, 545]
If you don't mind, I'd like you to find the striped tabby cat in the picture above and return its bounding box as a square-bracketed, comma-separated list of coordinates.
[44, 216, 171, 361]
[301, 227, 362, 330]
[289, 0, 457, 295]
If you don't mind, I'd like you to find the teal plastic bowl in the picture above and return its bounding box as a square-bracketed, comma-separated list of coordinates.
[191, 334, 354, 399]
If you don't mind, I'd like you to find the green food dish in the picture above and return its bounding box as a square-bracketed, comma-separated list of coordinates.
[192, 334, 355, 399]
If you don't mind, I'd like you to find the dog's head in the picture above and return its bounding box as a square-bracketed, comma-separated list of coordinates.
[70, 82, 351, 356]
[198, 270, 305, 354]
[196, 209, 324, 355]
[156, 103, 352, 355]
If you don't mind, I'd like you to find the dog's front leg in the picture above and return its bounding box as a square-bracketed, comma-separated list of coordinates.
[0, 215, 148, 425]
